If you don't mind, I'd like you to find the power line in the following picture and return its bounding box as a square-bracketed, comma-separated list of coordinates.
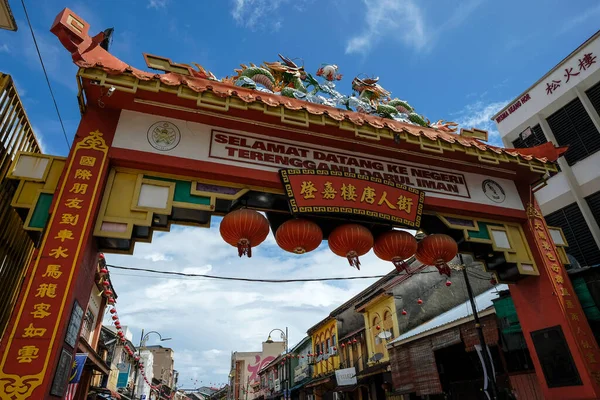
[106, 263, 444, 283]
[21, 0, 71, 150]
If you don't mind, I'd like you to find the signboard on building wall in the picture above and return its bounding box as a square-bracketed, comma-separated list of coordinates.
[112, 110, 525, 211]
[294, 365, 309, 383]
[494, 36, 600, 135]
[280, 169, 424, 227]
[335, 368, 357, 386]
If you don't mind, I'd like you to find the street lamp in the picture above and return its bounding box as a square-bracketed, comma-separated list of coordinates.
[265, 328, 289, 400]
[131, 329, 172, 400]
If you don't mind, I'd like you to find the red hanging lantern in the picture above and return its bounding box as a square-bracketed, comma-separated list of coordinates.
[104, 289, 113, 296]
[219, 209, 270, 257]
[109, 308, 116, 314]
[401, 309, 407, 315]
[275, 219, 323, 254]
[108, 298, 115, 304]
[417, 298, 423, 305]
[445, 280, 452, 287]
[328, 224, 374, 269]
[99, 268, 109, 275]
[341, 343, 345, 348]
[352, 338, 357, 344]
[333, 347, 337, 351]
[376, 325, 381, 330]
[112, 315, 118, 321]
[373, 230, 418, 273]
[415, 234, 458, 277]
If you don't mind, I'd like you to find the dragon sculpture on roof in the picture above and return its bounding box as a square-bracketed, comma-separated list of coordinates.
[222, 54, 457, 132]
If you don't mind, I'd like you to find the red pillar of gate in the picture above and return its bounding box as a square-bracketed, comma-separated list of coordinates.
[0, 106, 119, 399]
[509, 195, 600, 399]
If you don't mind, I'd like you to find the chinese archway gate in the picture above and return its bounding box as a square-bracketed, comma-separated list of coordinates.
[0, 8, 598, 400]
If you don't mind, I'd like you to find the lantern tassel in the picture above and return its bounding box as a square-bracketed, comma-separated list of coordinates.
[436, 261, 451, 277]
[238, 239, 252, 258]
[392, 258, 408, 273]
[347, 251, 361, 270]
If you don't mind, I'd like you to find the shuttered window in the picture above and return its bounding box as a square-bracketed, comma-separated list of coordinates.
[545, 203, 600, 267]
[512, 124, 548, 149]
[546, 98, 600, 165]
[586, 81, 600, 118]
[586, 191, 600, 230]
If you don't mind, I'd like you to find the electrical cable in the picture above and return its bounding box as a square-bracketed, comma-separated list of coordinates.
[106, 263, 445, 283]
[20, 0, 71, 150]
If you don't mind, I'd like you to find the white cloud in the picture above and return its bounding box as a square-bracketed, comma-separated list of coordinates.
[105, 223, 395, 387]
[346, 0, 426, 54]
[346, 0, 484, 55]
[148, 0, 168, 9]
[232, 0, 308, 31]
[0, 44, 9, 53]
[556, 3, 600, 36]
[452, 99, 509, 146]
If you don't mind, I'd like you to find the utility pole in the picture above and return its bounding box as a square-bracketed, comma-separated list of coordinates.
[460, 254, 498, 400]
[285, 326, 290, 400]
[131, 328, 144, 400]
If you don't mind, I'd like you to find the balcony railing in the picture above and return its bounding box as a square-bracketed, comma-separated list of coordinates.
[0, 72, 42, 340]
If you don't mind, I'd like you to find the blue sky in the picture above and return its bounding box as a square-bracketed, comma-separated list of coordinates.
[2, 0, 600, 390]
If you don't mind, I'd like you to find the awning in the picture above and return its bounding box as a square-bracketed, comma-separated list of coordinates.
[334, 385, 360, 392]
[305, 376, 332, 388]
[290, 378, 311, 391]
[78, 339, 111, 376]
[356, 362, 389, 379]
[90, 387, 121, 400]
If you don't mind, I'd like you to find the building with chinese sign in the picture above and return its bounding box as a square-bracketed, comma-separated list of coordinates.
[2, 7, 600, 400]
[492, 29, 600, 271]
[229, 341, 286, 400]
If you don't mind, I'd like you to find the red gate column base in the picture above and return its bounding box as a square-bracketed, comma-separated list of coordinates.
[0, 107, 119, 400]
[510, 201, 600, 399]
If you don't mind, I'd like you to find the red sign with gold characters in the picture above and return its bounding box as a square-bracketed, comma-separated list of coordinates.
[0, 130, 109, 399]
[280, 169, 425, 227]
[527, 203, 600, 385]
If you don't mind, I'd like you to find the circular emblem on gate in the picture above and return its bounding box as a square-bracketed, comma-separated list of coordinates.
[482, 179, 506, 203]
[147, 121, 181, 151]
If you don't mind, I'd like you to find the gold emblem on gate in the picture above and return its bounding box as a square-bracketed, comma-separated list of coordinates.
[147, 121, 181, 151]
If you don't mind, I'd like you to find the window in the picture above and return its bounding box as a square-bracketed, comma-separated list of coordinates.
[546, 98, 600, 165]
[383, 310, 394, 339]
[372, 315, 385, 355]
[545, 203, 600, 267]
[585, 80, 600, 120]
[512, 124, 548, 149]
[332, 334, 336, 346]
[80, 308, 95, 341]
[326, 338, 330, 349]
[586, 191, 600, 229]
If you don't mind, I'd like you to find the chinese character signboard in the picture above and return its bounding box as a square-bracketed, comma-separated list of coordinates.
[0, 131, 108, 399]
[545, 52, 596, 96]
[280, 169, 425, 227]
[527, 203, 600, 385]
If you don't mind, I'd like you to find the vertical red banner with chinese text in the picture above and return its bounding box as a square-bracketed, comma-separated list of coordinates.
[526, 203, 600, 391]
[0, 130, 109, 399]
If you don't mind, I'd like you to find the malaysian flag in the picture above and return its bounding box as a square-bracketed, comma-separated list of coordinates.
[65, 353, 87, 400]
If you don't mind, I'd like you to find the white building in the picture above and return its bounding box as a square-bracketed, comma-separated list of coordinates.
[492, 30, 600, 268]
